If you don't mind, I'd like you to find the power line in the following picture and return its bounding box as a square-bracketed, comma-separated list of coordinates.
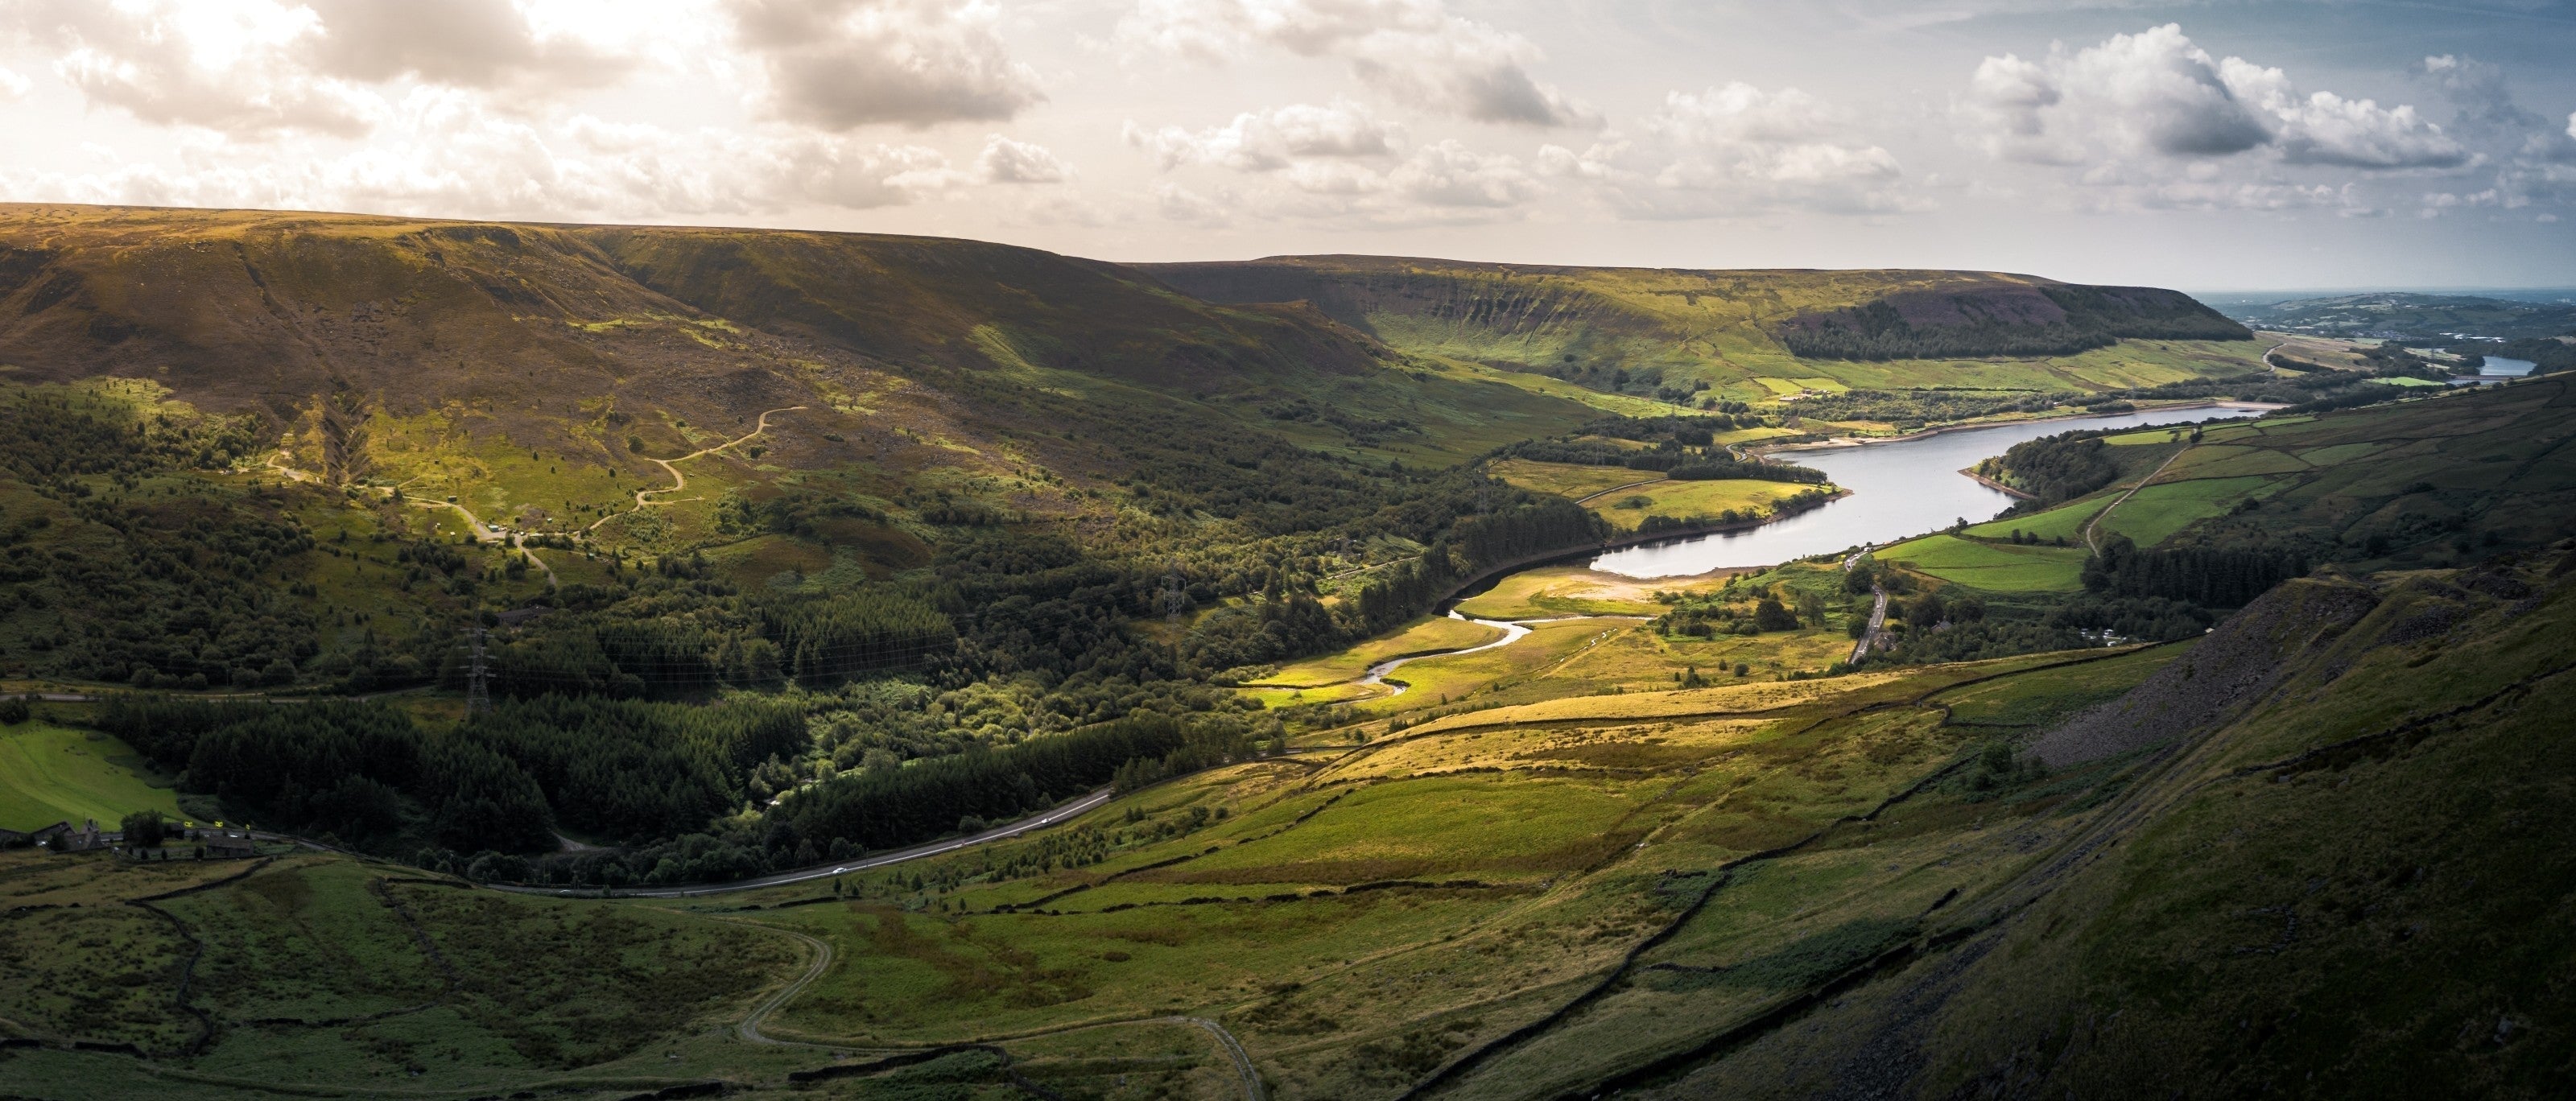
[464, 625, 491, 715]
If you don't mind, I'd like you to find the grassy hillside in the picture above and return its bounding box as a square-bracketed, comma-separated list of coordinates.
[0, 205, 1617, 698]
[1851, 377, 2576, 674]
[1624, 551, 2576, 1099]
[0, 719, 182, 831]
[1135, 255, 2263, 402]
[5, 545, 2569, 1098]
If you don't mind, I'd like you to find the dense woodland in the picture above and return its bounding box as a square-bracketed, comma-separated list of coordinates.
[1778, 286, 2252, 361]
[0, 381, 1668, 879]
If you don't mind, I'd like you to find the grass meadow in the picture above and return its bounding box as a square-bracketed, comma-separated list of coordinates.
[1874, 534, 2088, 592]
[1454, 566, 1723, 620]
[1961, 497, 2103, 543]
[1588, 479, 1822, 532]
[1488, 459, 1662, 500]
[1257, 616, 1507, 687]
[2095, 475, 2278, 546]
[0, 720, 184, 831]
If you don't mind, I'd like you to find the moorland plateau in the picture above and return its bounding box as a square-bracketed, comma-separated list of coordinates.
[0, 204, 2570, 1099]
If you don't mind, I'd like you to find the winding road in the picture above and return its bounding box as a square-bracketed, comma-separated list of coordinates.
[734, 924, 840, 1047]
[491, 785, 1117, 900]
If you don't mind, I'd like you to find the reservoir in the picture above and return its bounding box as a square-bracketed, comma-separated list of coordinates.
[2449, 357, 2536, 386]
[1590, 406, 2271, 579]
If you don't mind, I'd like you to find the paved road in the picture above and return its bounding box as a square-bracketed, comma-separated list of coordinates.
[2259, 337, 2294, 373]
[492, 786, 1117, 900]
[1850, 583, 1890, 665]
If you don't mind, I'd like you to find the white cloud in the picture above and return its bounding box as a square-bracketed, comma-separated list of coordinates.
[1960, 24, 2466, 172]
[1960, 52, 2073, 163]
[2222, 60, 2470, 170]
[299, 0, 633, 92]
[1150, 179, 1230, 225]
[1959, 26, 2264, 163]
[1539, 84, 1913, 217]
[1, 91, 969, 220]
[1382, 140, 1538, 208]
[1117, 0, 1595, 128]
[729, 0, 1043, 130]
[1122, 100, 1402, 172]
[0, 64, 28, 99]
[11, 0, 386, 137]
[975, 134, 1067, 183]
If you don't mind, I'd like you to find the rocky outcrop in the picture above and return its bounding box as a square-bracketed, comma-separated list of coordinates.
[2033, 577, 2381, 768]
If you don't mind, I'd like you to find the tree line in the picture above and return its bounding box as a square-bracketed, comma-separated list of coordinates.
[97, 693, 807, 856]
[2082, 535, 2308, 608]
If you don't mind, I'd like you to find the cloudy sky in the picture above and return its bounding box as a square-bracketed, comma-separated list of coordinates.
[3, 0, 2573, 290]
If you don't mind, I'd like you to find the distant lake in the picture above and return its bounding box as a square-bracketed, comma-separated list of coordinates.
[1589, 406, 2268, 579]
[2450, 357, 2537, 386]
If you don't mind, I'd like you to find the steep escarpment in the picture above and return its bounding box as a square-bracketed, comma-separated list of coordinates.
[1136, 255, 2259, 399]
[1137, 255, 1673, 365]
[2032, 576, 2380, 767]
[1777, 283, 2251, 361]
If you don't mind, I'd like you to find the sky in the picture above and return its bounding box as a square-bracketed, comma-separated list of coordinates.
[2, 0, 2573, 291]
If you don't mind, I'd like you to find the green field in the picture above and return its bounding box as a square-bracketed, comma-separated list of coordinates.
[1257, 616, 1505, 687]
[2095, 476, 2278, 546]
[0, 721, 184, 831]
[1587, 479, 1823, 532]
[1488, 459, 1662, 500]
[1961, 497, 2104, 543]
[1454, 566, 1712, 619]
[1363, 618, 1629, 709]
[1874, 534, 2089, 592]
[1934, 641, 2190, 727]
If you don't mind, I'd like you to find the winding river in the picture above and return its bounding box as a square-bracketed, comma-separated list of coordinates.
[1589, 405, 2273, 579]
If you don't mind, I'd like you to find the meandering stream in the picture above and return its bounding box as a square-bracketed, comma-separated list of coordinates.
[1354, 611, 1531, 696]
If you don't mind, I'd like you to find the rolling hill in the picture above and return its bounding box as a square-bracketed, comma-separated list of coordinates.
[1134, 255, 2261, 401]
[2227, 291, 2576, 340]
[0, 204, 2570, 1100]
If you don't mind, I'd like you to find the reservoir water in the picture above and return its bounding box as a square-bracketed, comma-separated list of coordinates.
[2449, 357, 2536, 386]
[1589, 406, 2273, 579]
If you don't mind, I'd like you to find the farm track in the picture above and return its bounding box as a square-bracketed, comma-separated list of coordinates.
[726, 919, 1260, 1099]
[587, 406, 804, 534]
